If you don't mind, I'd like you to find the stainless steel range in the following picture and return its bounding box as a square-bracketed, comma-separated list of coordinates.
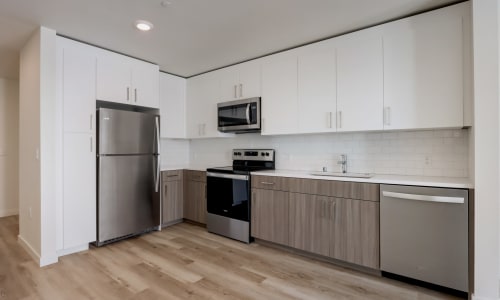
[206, 149, 275, 243]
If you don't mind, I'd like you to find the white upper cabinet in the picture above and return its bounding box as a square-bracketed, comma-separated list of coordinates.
[383, 2, 467, 130]
[131, 60, 160, 108]
[336, 29, 384, 132]
[96, 49, 160, 108]
[61, 39, 97, 133]
[219, 60, 261, 102]
[186, 72, 234, 139]
[261, 50, 299, 135]
[159, 73, 186, 139]
[297, 41, 337, 133]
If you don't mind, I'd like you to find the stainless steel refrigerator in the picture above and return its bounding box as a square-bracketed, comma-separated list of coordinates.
[96, 108, 161, 246]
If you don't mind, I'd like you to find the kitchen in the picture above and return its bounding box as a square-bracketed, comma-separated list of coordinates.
[0, 0, 498, 299]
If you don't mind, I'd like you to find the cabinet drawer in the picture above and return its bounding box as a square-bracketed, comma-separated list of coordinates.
[288, 178, 380, 202]
[162, 170, 183, 182]
[185, 170, 206, 182]
[252, 175, 291, 190]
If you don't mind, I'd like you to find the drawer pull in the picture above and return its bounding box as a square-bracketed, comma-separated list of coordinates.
[260, 182, 275, 185]
[166, 175, 179, 178]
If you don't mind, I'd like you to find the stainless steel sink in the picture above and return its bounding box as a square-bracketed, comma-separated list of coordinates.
[309, 171, 373, 179]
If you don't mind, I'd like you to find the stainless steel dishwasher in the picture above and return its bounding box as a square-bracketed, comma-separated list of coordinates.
[380, 184, 468, 292]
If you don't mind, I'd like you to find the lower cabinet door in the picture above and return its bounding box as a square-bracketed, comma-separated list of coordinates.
[162, 180, 183, 224]
[63, 133, 96, 248]
[251, 188, 289, 246]
[184, 180, 206, 224]
[332, 198, 380, 269]
[289, 193, 332, 257]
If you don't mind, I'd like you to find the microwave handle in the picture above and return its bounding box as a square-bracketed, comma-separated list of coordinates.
[245, 103, 251, 125]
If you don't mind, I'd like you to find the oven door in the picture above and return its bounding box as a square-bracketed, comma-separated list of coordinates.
[217, 98, 260, 132]
[206, 172, 250, 222]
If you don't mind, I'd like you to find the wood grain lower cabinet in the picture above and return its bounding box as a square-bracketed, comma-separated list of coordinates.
[183, 171, 207, 224]
[251, 174, 380, 269]
[289, 193, 332, 257]
[251, 188, 289, 246]
[161, 170, 183, 225]
[332, 198, 379, 269]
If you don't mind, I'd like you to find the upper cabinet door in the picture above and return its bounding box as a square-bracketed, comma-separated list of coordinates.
[261, 50, 299, 135]
[61, 39, 96, 133]
[218, 60, 261, 102]
[96, 51, 131, 104]
[131, 61, 160, 108]
[297, 41, 337, 134]
[383, 3, 465, 130]
[159, 73, 186, 138]
[237, 59, 261, 99]
[336, 30, 384, 132]
[218, 65, 239, 102]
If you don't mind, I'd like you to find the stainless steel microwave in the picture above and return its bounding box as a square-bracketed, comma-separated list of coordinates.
[217, 97, 261, 133]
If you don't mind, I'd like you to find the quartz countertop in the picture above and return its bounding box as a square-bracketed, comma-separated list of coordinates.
[250, 169, 473, 189]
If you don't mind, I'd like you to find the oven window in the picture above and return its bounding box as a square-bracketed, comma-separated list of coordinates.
[207, 176, 250, 222]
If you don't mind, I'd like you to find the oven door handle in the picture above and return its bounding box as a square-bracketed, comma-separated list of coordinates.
[207, 172, 249, 181]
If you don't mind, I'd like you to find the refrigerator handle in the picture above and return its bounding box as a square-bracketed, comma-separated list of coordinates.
[155, 155, 161, 193]
[155, 116, 161, 193]
[155, 116, 160, 154]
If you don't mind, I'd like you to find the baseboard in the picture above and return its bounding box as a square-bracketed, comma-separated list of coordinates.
[17, 234, 40, 264]
[57, 244, 89, 257]
[471, 295, 500, 300]
[0, 209, 18, 218]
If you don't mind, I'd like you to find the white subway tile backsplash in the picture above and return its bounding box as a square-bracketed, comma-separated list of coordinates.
[186, 129, 469, 178]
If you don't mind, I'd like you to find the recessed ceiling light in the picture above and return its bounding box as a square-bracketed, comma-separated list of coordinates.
[135, 20, 154, 31]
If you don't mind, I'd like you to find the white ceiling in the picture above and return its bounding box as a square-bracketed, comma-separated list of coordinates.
[0, 0, 461, 79]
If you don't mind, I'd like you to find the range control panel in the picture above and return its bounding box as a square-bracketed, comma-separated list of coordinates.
[232, 149, 275, 161]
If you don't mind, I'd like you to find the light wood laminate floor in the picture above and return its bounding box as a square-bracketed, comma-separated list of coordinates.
[0, 216, 460, 299]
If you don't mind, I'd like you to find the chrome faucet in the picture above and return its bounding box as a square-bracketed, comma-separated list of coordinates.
[337, 154, 347, 173]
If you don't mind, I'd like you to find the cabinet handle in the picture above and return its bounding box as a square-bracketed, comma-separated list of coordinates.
[239, 84, 243, 98]
[90, 114, 93, 130]
[337, 111, 342, 129]
[90, 137, 93, 152]
[127, 87, 130, 101]
[166, 174, 179, 178]
[260, 182, 275, 185]
[384, 106, 391, 126]
[134, 88, 137, 102]
[331, 201, 336, 220]
[327, 112, 333, 129]
[234, 85, 237, 98]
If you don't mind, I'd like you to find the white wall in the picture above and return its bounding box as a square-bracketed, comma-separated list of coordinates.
[189, 129, 469, 177]
[471, 0, 500, 299]
[0, 78, 19, 217]
[18, 27, 58, 267]
[161, 138, 190, 168]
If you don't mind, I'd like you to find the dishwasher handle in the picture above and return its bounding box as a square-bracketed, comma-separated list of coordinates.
[382, 191, 464, 204]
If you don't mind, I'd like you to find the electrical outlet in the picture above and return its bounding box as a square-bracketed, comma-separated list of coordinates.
[425, 156, 432, 165]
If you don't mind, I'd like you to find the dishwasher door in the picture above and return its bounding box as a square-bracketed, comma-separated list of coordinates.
[380, 184, 468, 292]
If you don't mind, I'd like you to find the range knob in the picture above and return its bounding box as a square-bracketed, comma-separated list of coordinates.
[261, 152, 265, 156]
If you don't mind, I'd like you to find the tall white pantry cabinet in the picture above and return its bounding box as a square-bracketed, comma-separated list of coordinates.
[55, 37, 97, 255]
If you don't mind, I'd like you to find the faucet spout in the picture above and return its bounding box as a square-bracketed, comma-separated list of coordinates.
[337, 154, 347, 173]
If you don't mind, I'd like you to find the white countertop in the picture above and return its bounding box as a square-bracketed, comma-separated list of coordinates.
[250, 169, 473, 189]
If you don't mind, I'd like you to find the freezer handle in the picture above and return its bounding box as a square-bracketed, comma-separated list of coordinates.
[155, 155, 161, 193]
[382, 191, 464, 204]
[155, 116, 160, 154]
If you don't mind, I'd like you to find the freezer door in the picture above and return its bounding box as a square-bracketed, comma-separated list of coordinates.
[97, 155, 161, 244]
[98, 108, 159, 155]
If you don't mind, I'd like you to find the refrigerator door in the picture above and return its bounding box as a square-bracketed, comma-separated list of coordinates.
[97, 155, 161, 244]
[98, 108, 159, 155]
